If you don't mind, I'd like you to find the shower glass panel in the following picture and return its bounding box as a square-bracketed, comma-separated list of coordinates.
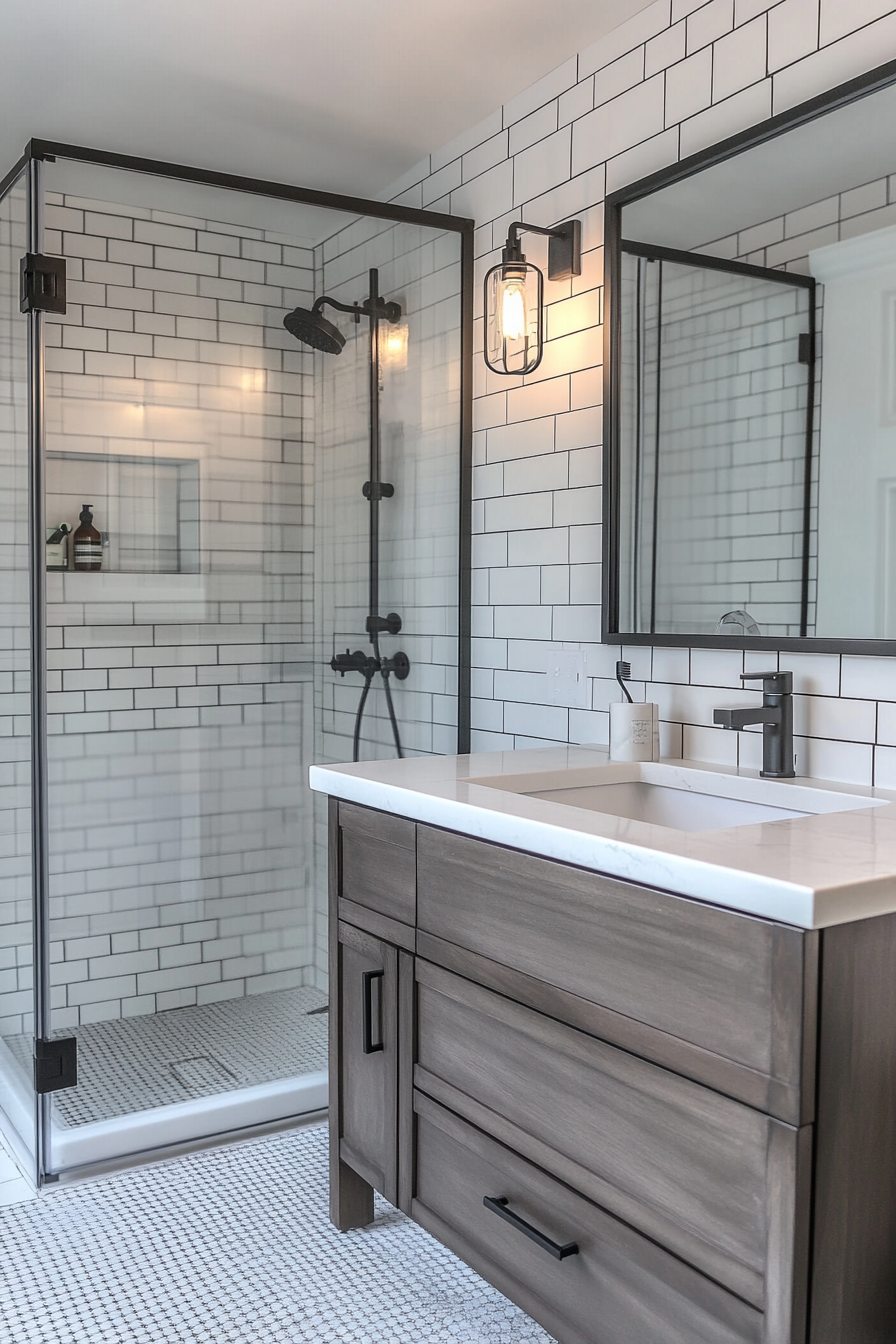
[0, 148, 469, 1180]
[619, 250, 813, 638]
[316, 221, 462, 764]
[0, 171, 35, 1178]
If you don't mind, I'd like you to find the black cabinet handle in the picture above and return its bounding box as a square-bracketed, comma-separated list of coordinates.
[483, 1196, 579, 1260]
[362, 969, 384, 1054]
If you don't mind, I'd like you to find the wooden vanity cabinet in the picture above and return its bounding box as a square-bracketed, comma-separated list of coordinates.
[327, 798, 896, 1344]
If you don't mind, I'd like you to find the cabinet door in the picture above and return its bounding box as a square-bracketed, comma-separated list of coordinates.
[334, 920, 399, 1206]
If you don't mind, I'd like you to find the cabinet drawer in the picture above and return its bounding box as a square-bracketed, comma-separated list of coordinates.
[414, 1093, 763, 1344]
[339, 801, 416, 928]
[416, 961, 810, 1313]
[417, 824, 815, 1123]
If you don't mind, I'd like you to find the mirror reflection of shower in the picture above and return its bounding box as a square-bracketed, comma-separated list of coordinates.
[284, 267, 410, 762]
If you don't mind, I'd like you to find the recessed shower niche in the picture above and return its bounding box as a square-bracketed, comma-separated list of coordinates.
[46, 449, 200, 576]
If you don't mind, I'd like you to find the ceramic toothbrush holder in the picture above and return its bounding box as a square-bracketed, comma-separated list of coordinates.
[609, 700, 660, 762]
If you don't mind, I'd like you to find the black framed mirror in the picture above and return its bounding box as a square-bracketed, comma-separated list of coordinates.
[603, 57, 896, 655]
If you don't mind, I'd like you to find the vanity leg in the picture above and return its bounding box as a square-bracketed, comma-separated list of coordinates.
[329, 1144, 374, 1231]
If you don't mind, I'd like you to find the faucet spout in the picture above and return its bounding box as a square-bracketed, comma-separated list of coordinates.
[713, 705, 780, 731]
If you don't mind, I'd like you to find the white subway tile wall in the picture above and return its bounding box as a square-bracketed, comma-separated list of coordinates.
[384, 0, 896, 777]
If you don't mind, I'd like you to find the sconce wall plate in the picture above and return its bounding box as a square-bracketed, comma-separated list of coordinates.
[547, 220, 582, 282]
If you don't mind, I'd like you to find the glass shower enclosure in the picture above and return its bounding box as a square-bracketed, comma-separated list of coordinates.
[0, 144, 471, 1186]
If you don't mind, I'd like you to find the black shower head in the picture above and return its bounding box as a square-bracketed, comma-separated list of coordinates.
[283, 305, 346, 355]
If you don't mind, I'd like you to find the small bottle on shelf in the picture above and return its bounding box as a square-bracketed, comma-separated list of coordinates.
[73, 505, 103, 572]
[46, 523, 71, 571]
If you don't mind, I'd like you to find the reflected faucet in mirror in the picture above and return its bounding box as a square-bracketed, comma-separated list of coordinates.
[716, 609, 761, 636]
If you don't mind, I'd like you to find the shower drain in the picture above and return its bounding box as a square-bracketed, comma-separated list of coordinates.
[169, 1056, 239, 1091]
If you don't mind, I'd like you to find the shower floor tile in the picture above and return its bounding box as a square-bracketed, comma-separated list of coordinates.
[6, 987, 328, 1128]
[0, 1123, 554, 1343]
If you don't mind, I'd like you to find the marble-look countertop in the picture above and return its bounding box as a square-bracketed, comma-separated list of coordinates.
[309, 746, 896, 929]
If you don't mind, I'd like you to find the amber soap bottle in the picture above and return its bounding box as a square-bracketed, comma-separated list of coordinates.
[73, 504, 102, 571]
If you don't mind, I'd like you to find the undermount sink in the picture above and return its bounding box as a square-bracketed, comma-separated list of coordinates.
[464, 761, 885, 833]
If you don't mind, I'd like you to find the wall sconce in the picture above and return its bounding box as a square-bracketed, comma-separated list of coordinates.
[484, 218, 582, 375]
[380, 321, 409, 371]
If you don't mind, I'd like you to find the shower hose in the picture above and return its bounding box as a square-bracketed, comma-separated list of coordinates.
[349, 630, 403, 763]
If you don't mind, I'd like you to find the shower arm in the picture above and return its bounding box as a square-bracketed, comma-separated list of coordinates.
[312, 294, 401, 324]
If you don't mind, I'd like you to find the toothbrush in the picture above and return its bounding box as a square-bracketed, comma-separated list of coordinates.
[616, 660, 633, 703]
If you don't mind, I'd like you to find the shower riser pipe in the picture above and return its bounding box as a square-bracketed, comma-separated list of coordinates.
[365, 267, 403, 760]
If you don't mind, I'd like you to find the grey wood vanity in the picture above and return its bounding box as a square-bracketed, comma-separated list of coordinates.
[326, 795, 896, 1344]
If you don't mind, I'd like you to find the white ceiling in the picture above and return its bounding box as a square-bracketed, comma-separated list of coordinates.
[1, 0, 653, 202]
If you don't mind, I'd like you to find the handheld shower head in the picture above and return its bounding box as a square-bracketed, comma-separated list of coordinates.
[283, 305, 346, 355]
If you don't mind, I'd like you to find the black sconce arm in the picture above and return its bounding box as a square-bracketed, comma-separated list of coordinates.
[503, 218, 583, 280]
[505, 220, 566, 255]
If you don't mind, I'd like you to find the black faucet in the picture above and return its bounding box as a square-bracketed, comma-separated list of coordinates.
[713, 671, 795, 779]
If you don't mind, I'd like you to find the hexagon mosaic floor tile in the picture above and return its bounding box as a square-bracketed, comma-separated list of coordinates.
[0, 1123, 555, 1343]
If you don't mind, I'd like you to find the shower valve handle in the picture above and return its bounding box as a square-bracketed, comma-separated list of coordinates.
[330, 649, 376, 678]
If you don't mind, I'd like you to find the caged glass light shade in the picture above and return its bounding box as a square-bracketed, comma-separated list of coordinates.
[380, 320, 409, 370]
[484, 261, 543, 375]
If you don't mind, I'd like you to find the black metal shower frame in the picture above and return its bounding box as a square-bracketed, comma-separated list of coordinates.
[602, 53, 896, 657]
[1, 139, 474, 1186]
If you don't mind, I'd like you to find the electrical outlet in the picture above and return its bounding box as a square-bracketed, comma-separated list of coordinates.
[546, 649, 588, 708]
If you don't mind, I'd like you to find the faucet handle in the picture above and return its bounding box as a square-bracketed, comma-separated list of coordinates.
[741, 670, 792, 695]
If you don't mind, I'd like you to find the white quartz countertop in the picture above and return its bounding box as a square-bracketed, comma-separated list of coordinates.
[309, 746, 896, 929]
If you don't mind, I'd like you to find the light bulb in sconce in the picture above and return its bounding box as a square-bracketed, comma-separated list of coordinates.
[498, 277, 528, 341]
[241, 369, 266, 393]
[381, 321, 409, 370]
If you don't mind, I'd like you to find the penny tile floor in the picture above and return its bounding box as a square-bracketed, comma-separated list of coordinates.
[0, 1122, 554, 1343]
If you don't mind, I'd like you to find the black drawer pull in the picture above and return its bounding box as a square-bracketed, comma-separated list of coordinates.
[362, 969, 384, 1054]
[483, 1196, 579, 1260]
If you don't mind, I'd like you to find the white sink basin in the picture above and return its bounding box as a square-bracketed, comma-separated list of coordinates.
[464, 761, 884, 833]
